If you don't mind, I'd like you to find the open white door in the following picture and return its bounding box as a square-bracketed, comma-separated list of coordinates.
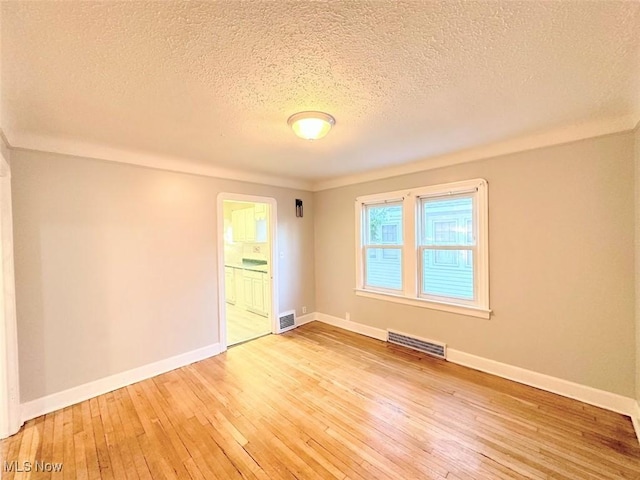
[0, 151, 21, 439]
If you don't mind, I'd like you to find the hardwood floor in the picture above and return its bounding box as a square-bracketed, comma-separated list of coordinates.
[226, 302, 271, 346]
[1, 322, 639, 479]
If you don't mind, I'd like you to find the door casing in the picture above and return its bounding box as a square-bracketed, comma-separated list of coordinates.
[216, 193, 279, 351]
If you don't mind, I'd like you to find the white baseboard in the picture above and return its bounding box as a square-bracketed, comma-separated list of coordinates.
[295, 312, 316, 326]
[21, 313, 640, 446]
[631, 401, 640, 445]
[314, 312, 387, 341]
[446, 349, 636, 417]
[21, 343, 221, 422]
[310, 311, 639, 435]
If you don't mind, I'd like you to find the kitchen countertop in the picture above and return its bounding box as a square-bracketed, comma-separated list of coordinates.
[224, 261, 269, 273]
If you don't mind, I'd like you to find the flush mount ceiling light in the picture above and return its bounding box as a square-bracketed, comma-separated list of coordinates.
[287, 111, 335, 140]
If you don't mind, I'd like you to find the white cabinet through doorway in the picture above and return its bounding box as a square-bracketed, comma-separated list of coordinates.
[224, 267, 236, 304]
[243, 270, 269, 317]
[231, 206, 268, 243]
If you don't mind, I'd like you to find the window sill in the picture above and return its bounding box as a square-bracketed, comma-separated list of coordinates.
[354, 289, 491, 319]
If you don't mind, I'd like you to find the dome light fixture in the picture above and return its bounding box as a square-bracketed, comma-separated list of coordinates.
[287, 111, 335, 140]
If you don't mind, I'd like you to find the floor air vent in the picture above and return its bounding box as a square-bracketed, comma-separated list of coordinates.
[277, 310, 296, 334]
[387, 330, 446, 359]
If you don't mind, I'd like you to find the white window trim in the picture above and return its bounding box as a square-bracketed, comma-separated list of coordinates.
[354, 178, 491, 319]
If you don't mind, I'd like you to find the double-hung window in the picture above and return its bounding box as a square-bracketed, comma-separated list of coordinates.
[355, 179, 490, 319]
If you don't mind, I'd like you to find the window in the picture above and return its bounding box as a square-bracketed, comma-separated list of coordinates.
[355, 179, 490, 319]
[362, 203, 403, 292]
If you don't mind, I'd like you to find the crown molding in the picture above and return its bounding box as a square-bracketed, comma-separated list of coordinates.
[4, 131, 313, 191]
[3, 112, 638, 194]
[311, 114, 640, 192]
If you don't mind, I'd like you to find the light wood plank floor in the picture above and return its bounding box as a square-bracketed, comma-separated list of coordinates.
[1, 322, 639, 479]
[226, 302, 271, 346]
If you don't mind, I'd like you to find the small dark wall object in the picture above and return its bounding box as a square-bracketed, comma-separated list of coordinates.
[295, 199, 303, 218]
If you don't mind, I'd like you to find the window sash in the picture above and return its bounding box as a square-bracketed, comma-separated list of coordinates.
[417, 245, 477, 305]
[416, 191, 478, 304]
[363, 245, 403, 293]
[364, 201, 403, 246]
[418, 193, 476, 247]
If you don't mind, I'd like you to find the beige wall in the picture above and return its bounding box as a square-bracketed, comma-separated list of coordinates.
[315, 131, 635, 397]
[9, 130, 638, 402]
[11, 150, 315, 401]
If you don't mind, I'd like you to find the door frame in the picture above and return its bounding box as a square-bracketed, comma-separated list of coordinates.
[0, 150, 21, 439]
[216, 193, 279, 352]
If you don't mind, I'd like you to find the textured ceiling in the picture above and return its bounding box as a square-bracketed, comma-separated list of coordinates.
[2, 1, 639, 185]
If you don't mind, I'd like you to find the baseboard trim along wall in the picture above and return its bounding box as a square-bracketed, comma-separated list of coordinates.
[295, 312, 316, 326]
[19, 313, 640, 447]
[445, 349, 635, 416]
[21, 343, 221, 423]
[315, 312, 387, 341]
[310, 311, 640, 441]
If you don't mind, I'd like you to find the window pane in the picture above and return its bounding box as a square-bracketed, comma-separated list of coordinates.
[434, 220, 457, 242]
[366, 248, 402, 290]
[381, 224, 398, 243]
[365, 204, 403, 245]
[382, 248, 399, 260]
[422, 197, 473, 246]
[422, 249, 474, 300]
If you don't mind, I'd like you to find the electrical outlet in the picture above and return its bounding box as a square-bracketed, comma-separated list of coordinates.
[302, 306, 307, 314]
[345, 312, 350, 321]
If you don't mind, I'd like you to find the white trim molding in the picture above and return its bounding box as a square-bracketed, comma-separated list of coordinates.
[21, 343, 221, 423]
[354, 289, 491, 319]
[445, 349, 636, 417]
[295, 312, 316, 326]
[315, 312, 387, 341]
[313, 114, 639, 191]
[4, 115, 638, 195]
[6, 132, 312, 191]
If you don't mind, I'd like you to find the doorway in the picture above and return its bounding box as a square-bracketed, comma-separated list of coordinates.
[217, 194, 278, 350]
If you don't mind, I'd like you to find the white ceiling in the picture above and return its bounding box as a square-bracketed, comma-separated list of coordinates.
[2, 1, 639, 189]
